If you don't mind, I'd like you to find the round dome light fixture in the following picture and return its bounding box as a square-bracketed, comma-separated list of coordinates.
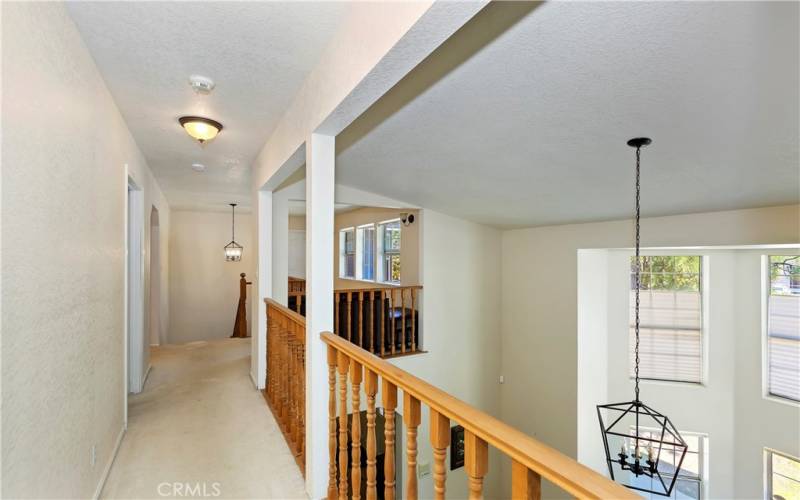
[179, 116, 223, 145]
[191, 162, 206, 172]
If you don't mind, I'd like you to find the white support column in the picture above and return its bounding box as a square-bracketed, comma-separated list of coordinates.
[305, 133, 335, 499]
[253, 189, 273, 389]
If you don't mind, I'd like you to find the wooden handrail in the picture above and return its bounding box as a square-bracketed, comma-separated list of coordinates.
[321, 332, 636, 499]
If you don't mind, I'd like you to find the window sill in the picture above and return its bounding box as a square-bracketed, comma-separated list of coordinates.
[338, 276, 401, 286]
[763, 394, 800, 408]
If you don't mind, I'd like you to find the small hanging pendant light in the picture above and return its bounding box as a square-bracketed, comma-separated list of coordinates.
[596, 138, 688, 497]
[224, 203, 243, 262]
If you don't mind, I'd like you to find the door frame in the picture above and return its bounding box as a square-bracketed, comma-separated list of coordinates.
[125, 173, 145, 415]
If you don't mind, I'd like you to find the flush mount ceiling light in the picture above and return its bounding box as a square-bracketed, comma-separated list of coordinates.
[597, 138, 689, 497]
[179, 116, 223, 145]
[224, 203, 243, 262]
[191, 163, 206, 172]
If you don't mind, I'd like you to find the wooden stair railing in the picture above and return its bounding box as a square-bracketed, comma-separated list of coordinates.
[334, 286, 422, 358]
[322, 332, 637, 500]
[287, 285, 423, 357]
[264, 298, 306, 474]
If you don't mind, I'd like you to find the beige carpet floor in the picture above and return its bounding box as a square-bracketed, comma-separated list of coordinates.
[101, 338, 307, 499]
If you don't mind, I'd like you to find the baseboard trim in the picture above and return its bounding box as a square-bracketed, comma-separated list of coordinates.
[93, 425, 125, 499]
[249, 369, 259, 390]
[142, 364, 152, 389]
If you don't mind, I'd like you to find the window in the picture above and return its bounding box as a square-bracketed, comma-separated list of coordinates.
[379, 220, 401, 284]
[766, 449, 800, 500]
[358, 224, 376, 281]
[767, 256, 800, 402]
[630, 256, 703, 384]
[339, 228, 355, 278]
[630, 428, 707, 499]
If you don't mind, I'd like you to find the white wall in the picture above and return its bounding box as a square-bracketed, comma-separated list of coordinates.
[169, 210, 254, 344]
[501, 204, 799, 498]
[388, 209, 503, 499]
[1, 2, 169, 497]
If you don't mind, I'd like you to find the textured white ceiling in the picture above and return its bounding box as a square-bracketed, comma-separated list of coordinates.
[337, 2, 800, 228]
[67, 1, 349, 211]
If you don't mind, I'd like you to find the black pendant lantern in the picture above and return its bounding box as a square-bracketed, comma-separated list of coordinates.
[224, 203, 243, 262]
[596, 138, 688, 497]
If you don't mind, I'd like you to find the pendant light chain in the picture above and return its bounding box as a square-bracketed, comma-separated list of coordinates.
[634, 145, 641, 403]
[231, 204, 236, 241]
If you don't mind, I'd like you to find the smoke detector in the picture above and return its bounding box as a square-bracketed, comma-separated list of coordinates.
[189, 75, 215, 95]
[191, 163, 206, 172]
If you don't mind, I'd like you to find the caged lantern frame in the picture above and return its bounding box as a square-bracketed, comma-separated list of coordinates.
[597, 400, 688, 496]
[596, 138, 689, 497]
[224, 203, 243, 262]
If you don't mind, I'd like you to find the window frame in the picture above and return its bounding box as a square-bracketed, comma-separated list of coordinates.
[339, 227, 356, 279]
[765, 448, 800, 500]
[629, 254, 707, 386]
[631, 426, 708, 500]
[356, 223, 376, 282]
[763, 255, 800, 405]
[378, 219, 402, 285]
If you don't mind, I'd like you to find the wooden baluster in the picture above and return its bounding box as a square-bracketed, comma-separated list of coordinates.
[382, 380, 397, 500]
[411, 289, 417, 352]
[347, 292, 352, 342]
[465, 430, 488, 500]
[511, 460, 541, 500]
[403, 392, 421, 500]
[298, 333, 305, 461]
[334, 292, 340, 336]
[287, 334, 294, 439]
[380, 291, 386, 357]
[366, 291, 374, 353]
[337, 352, 350, 499]
[293, 324, 301, 446]
[266, 309, 272, 400]
[364, 370, 378, 500]
[279, 317, 287, 422]
[430, 409, 450, 499]
[295, 294, 301, 313]
[351, 361, 363, 500]
[389, 289, 396, 355]
[327, 346, 339, 500]
[401, 289, 406, 353]
[282, 318, 290, 425]
[358, 291, 364, 348]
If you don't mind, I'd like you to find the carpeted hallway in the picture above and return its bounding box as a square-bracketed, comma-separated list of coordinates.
[101, 338, 307, 499]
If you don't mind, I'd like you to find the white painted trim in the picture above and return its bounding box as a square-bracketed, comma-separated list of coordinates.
[249, 370, 259, 390]
[92, 426, 126, 500]
[126, 178, 145, 395]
